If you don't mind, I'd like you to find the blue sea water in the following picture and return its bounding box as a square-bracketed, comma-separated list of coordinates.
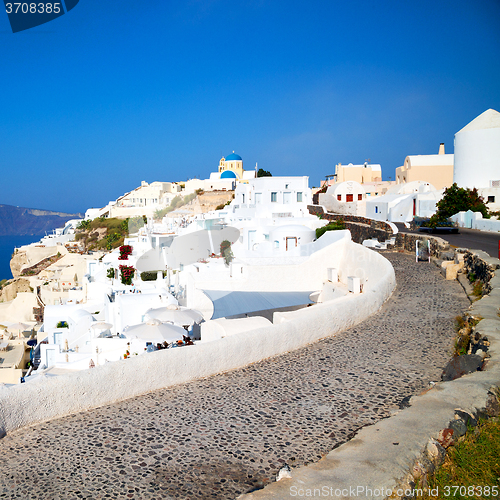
[0, 235, 44, 281]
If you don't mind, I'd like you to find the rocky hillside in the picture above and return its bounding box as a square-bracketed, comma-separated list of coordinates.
[178, 191, 234, 215]
[0, 204, 83, 236]
[0, 278, 32, 303]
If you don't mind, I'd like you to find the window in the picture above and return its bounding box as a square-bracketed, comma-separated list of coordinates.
[488, 196, 495, 203]
[242, 194, 245, 204]
[274, 240, 279, 249]
[297, 192, 303, 202]
[264, 234, 269, 241]
[271, 192, 277, 202]
[283, 192, 291, 204]
[375, 206, 379, 213]
[358, 194, 362, 201]
[285, 184, 289, 189]
[255, 193, 262, 204]
[346, 194, 353, 202]
[337, 195, 342, 201]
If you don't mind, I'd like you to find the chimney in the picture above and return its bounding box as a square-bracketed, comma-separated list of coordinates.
[438, 143, 445, 155]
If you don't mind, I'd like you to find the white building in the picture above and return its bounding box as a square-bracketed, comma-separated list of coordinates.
[454, 108, 500, 211]
[319, 181, 366, 216]
[85, 181, 182, 220]
[366, 181, 441, 223]
[28, 176, 335, 374]
[118, 181, 181, 208]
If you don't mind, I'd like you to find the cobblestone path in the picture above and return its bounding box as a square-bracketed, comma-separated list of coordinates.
[0, 253, 470, 500]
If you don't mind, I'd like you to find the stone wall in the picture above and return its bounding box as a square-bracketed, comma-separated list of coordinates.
[463, 250, 499, 295]
[307, 205, 393, 243]
[393, 232, 450, 257]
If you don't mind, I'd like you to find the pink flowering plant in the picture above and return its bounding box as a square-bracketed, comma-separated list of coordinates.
[119, 265, 135, 285]
[118, 245, 133, 260]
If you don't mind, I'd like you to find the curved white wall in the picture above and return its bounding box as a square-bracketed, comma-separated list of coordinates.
[0, 239, 395, 435]
[454, 128, 500, 189]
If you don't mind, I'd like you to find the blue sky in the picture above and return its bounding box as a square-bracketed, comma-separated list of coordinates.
[1, 0, 499, 214]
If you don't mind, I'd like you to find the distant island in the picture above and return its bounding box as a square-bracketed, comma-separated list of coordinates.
[0, 204, 83, 236]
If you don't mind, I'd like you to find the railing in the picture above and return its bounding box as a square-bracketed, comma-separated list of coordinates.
[67, 329, 92, 351]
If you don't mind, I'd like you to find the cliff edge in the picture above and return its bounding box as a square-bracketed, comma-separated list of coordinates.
[0, 204, 82, 236]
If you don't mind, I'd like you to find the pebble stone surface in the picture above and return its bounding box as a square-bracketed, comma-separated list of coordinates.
[0, 252, 470, 500]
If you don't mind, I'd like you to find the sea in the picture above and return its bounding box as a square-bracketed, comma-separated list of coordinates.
[0, 234, 45, 281]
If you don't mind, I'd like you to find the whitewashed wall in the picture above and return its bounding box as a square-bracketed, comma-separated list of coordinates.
[451, 210, 500, 232]
[0, 240, 395, 435]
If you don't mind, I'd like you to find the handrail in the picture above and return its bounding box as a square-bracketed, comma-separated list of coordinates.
[67, 328, 93, 350]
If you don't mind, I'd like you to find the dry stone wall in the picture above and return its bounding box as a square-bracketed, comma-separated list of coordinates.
[393, 232, 450, 257]
[307, 205, 393, 243]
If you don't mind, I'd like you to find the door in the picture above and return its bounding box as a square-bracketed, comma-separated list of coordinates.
[46, 349, 56, 367]
[248, 230, 257, 250]
[54, 332, 63, 348]
[286, 237, 297, 251]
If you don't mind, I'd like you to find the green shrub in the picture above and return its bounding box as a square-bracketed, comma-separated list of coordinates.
[315, 220, 346, 239]
[56, 321, 69, 328]
[140, 271, 166, 281]
[220, 240, 233, 265]
[183, 193, 197, 204]
[472, 281, 484, 298]
[77, 220, 91, 230]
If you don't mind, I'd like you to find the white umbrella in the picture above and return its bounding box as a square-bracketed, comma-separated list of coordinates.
[124, 319, 186, 343]
[90, 321, 114, 338]
[90, 322, 113, 331]
[145, 305, 203, 327]
[7, 322, 30, 339]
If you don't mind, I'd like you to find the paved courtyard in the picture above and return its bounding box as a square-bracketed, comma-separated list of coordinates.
[0, 252, 470, 500]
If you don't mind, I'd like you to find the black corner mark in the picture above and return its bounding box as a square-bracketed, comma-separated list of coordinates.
[64, 0, 78, 12]
[3, 0, 79, 33]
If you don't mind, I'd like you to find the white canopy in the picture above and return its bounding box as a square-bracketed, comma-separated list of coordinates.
[124, 318, 186, 343]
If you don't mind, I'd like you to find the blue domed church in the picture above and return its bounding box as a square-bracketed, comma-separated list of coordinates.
[210, 152, 256, 184]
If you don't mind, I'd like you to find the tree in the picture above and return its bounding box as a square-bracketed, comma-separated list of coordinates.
[433, 183, 489, 221]
[257, 168, 272, 177]
[427, 183, 489, 227]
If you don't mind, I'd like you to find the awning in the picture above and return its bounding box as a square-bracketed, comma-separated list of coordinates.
[202, 290, 314, 320]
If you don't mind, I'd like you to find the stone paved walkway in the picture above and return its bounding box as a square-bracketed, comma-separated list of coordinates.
[0, 253, 469, 500]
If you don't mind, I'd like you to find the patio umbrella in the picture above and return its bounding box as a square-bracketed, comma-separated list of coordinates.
[90, 322, 113, 331]
[90, 321, 114, 338]
[7, 322, 30, 338]
[145, 305, 203, 327]
[124, 318, 186, 343]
